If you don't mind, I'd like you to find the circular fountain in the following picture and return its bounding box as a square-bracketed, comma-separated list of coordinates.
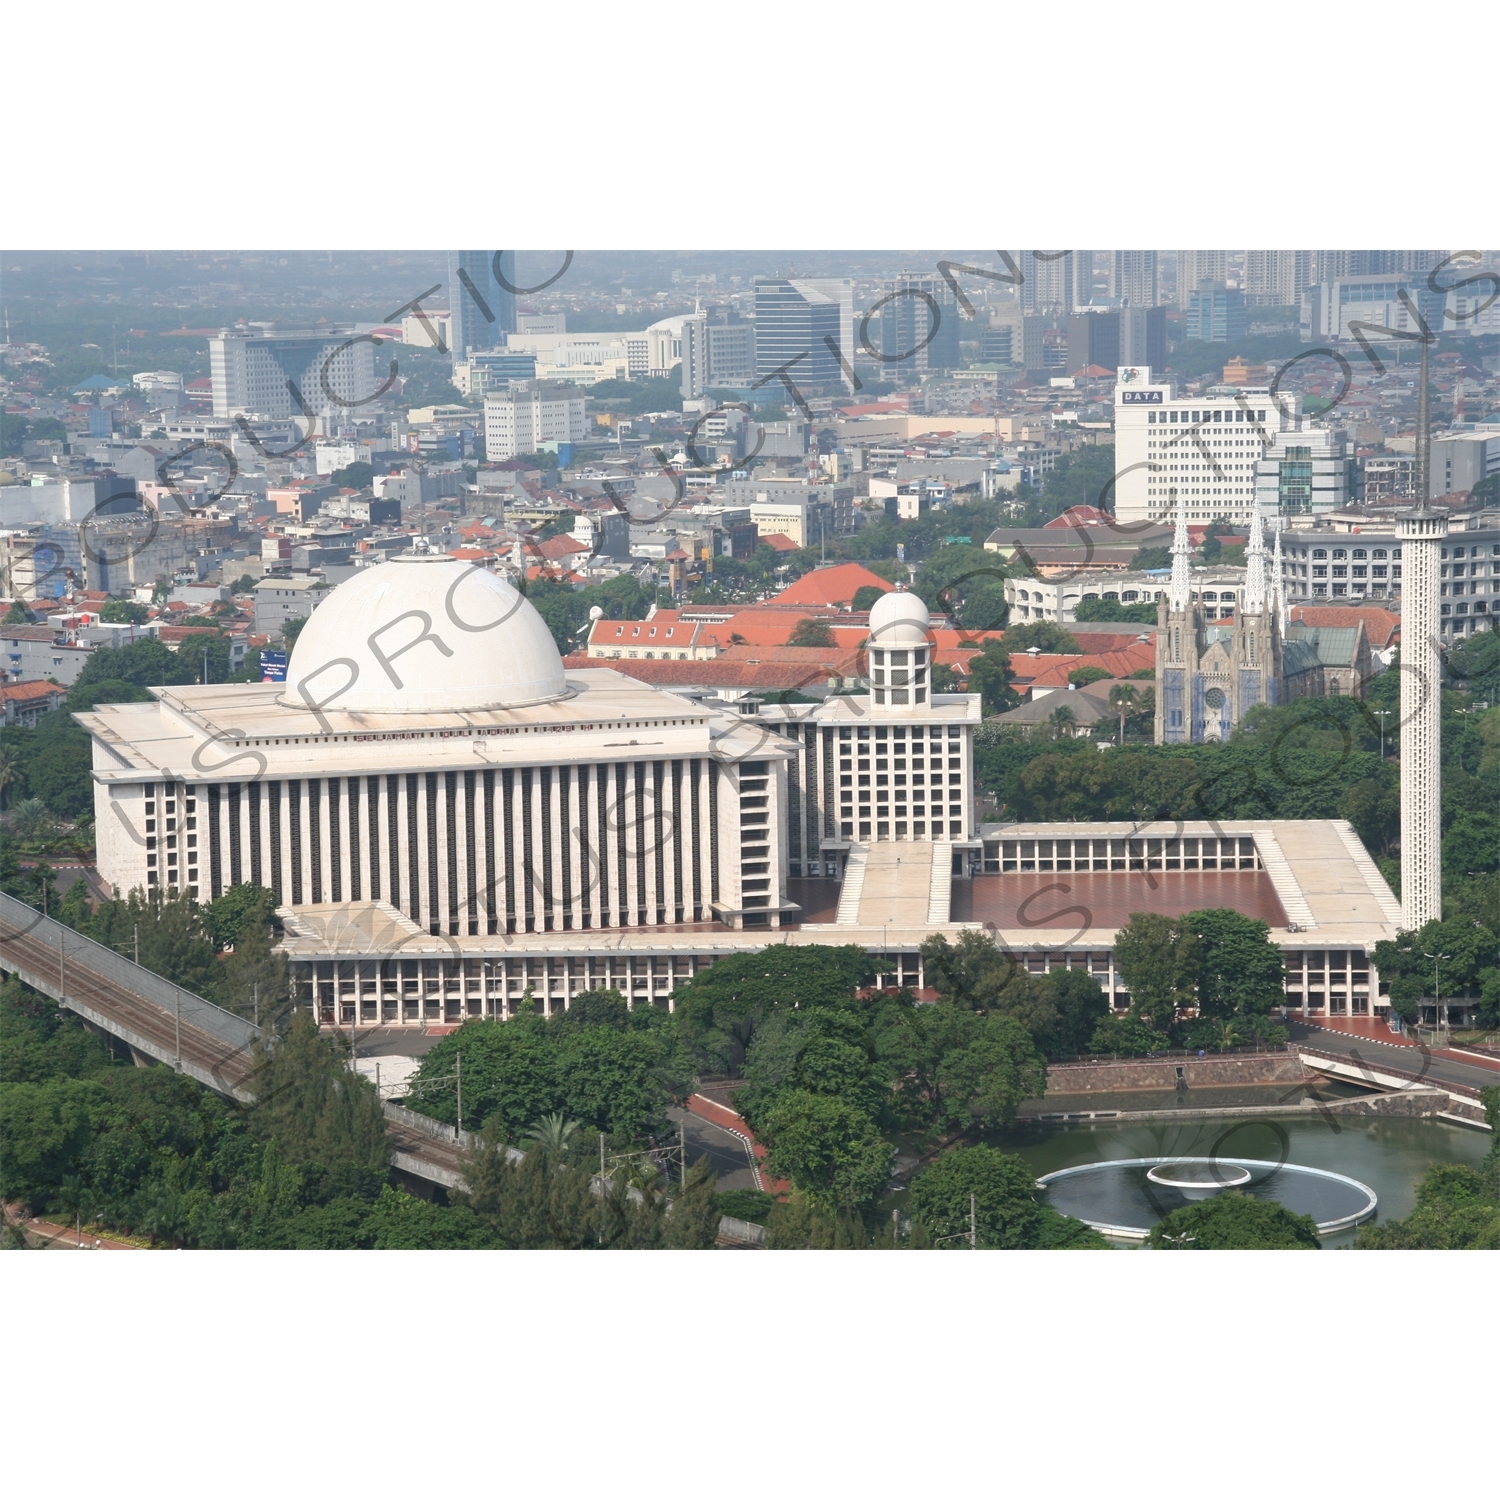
[1145, 1160, 1252, 1200]
[1038, 1157, 1378, 1241]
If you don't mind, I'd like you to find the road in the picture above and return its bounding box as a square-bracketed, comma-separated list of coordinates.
[1289, 1021, 1499, 1098]
[669, 1106, 761, 1192]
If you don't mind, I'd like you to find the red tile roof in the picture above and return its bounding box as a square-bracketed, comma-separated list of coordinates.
[1, 680, 66, 703]
[759, 533, 800, 553]
[769, 562, 894, 609]
[1291, 604, 1399, 650]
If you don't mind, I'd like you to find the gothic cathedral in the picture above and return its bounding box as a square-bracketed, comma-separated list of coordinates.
[1155, 503, 1283, 744]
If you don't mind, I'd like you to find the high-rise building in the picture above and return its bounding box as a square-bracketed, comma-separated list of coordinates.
[1187, 284, 1248, 343]
[1301, 273, 1449, 344]
[1120, 306, 1167, 370]
[877, 272, 960, 376]
[753, 279, 843, 391]
[209, 324, 378, 421]
[681, 311, 757, 398]
[482, 381, 587, 460]
[792, 278, 855, 391]
[1017, 251, 1083, 314]
[1114, 375, 1296, 527]
[1109, 250, 1159, 306]
[1253, 428, 1352, 518]
[1066, 310, 1119, 374]
[447, 251, 517, 364]
[1176, 250, 1229, 308]
[1244, 250, 1315, 307]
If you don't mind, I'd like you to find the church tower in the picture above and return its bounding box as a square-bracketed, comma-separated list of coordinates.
[1155, 497, 1282, 744]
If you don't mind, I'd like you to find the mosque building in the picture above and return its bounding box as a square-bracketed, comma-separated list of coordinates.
[75, 541, 1430, 1028]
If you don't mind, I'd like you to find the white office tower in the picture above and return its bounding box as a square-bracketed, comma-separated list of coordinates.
[1397, 345, 1445, 931]
[210, 325, 378, 422]
[482, 381, 587, 460]
[1114, 374, 1294, 526]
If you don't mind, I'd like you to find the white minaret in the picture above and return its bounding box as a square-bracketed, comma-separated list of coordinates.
[1243, 509, 1266, 615]
[1397, 340, 1447, 931]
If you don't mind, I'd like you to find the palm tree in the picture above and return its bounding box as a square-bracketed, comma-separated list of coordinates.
[524, 1112, 581, 1159]
[1109, 684, 1139, 745]
[0, 745, 20, 813]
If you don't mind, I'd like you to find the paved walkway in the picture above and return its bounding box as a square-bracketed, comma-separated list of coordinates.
[3, 1206, 138, 1251]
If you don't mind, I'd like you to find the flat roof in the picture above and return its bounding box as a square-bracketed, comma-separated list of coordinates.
[76, 669, 794, 784]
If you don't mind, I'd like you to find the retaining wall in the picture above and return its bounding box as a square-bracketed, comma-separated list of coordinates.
[1045, 1053, 1306, 1094]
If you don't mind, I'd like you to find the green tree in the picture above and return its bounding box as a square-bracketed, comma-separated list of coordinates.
[250, 1012, 389, 1199]
[1074, 596, 1159, 624]
[1148, 1191, 1321, 1248]
[756, 1089, 892, 1211]
[1372, 917, 1492, 1025]
[1003, 620, 1078, 653]
[1068, 665, 1111, 687]
[98, 599, 149, 624]
[852, 584, 886, 612]
[908, 1145, 1103, 1248]
[788, 617, 836, 648]
[328, 461, 374, 491]
[1113, 912, 1197, 1032]
[673, 945, 874, 1074]
[1355, 1162, 1499, 1249]
[1182, 908, 1285, 1021]
[965, 640, 1019, 715]
[663, 1156, 722, 1248]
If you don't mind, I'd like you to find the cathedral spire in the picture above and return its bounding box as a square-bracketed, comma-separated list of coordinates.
[1168, 490, 1192, 611]
[1244, 509, 1266, 615]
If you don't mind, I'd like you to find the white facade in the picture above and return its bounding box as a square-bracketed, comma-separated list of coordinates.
[483, 382, 588, 460]
[1397, 507, 1446, 929]
[1254, 427, 1350, 518]
[210, 326, 379, 421]
[1114, 372, 1297, 526]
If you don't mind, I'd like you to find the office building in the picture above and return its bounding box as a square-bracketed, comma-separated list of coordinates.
[1300, 274, 1447, 343]
[453, 351, 538, 397]
[1175, 250, 1229, 308]
[1114, 373, 1297, 527]
[791, 278, 855, 391]
[873, 272, 959, 377]
[210, 325, 378, 421]
[1120, 305, 1167, 371]
[1254, 428, 1352, 518]
[1109, 251, 1159, 307]
[483, 382, 588, 461]
[680, 310, 757, 398]
[1244, 250, 1315, 307]
[1431, 431, 1500, 496]
[1017, 251, 1088, 315]
[1066, 310, 1119, 373]
[447, 251, 516, 363]
[753, 279, 843, 390]
[1187, 284, 1248, 343]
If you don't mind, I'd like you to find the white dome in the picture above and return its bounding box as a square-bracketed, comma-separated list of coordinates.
[867, 588, 931, 647]
[279, 554, 569, 715]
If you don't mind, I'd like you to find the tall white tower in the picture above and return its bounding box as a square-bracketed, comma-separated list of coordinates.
[1397, 342, 1446, 931]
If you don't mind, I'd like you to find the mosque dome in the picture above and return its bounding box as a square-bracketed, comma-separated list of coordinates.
[279, 553, 569, 715]
[867, 588, 931, 647]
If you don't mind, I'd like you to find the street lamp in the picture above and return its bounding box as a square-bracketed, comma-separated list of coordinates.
[1373, 708, 1392, 761]
[1421, 950, 1450, 1039]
